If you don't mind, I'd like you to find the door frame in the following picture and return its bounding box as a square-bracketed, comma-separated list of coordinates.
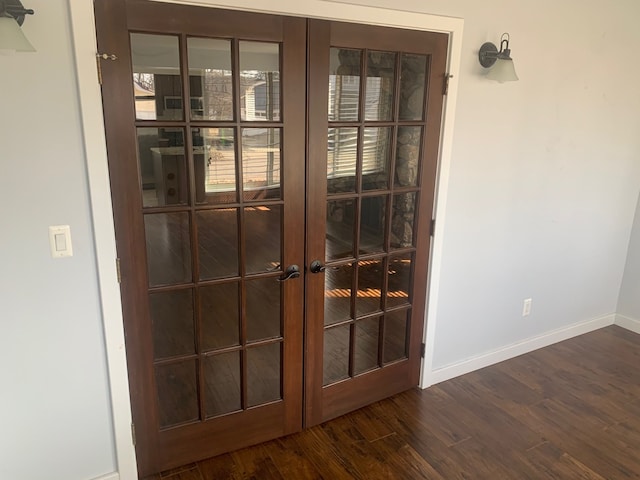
[68, 0, 463, 477]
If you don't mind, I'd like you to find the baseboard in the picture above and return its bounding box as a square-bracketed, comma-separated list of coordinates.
[91, 473, 119, 480]
[425, 313, 616, 387]
[615, 314, 640, 334]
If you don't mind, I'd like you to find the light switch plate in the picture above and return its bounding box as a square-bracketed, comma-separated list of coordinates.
[49, 225, 73, 258]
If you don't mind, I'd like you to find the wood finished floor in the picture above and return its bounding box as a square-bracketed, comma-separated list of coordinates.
[142, 325, 640, 479]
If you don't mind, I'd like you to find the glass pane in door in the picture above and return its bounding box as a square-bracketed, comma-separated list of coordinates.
[193, 127, 237, 205]
[144, 212, 192, 287]
[247, 343, 282, 407]
[245, 205, 281, 274]
[364, 51, 396, 121]
[137, 128, 188, 207]
[204, 351, 241, 418]
[200, 282, 240, 350]
[187, 38, 233, 121]
[323, 324, 350, 385]
[354, 316, 381, 375]
[395, 126, 422, 187]
[155, 360, 199, 428]
[328, 48, 361, 122]
[239, 42, 280, 121]
[242, 128, 281, 201]
[131, 33, 182, 121]
[399, 54, 428, 121]
[197, 208, 239, 280]
[149, 289, 195, 359]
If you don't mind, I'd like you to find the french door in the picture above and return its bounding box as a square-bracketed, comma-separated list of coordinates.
[305, 20, 447, 425]
[95, 0, 447, 476]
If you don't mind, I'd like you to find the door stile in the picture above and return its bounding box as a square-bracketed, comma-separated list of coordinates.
[280, 15, 307, 435]
[304, 19, 330, 428]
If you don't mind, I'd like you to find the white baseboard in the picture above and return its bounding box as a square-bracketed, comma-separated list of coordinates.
[615, 314, 640, 334]
[91, 473, 119, 480]
[424, 313, 616, 387]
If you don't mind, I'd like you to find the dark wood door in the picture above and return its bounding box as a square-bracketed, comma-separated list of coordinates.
[96, 1, 447, 476]
[95, 0, 305, 475]
[305, 20, 447, 426]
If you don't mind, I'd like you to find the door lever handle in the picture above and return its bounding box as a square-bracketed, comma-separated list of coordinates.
[309, 260, 326, 274]
[278, 264, 301, 282]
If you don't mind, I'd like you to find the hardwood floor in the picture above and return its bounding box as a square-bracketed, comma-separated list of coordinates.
[141, 325, 640, 479]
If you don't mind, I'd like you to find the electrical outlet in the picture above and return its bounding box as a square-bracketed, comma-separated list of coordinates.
[522, 298, 532, 317]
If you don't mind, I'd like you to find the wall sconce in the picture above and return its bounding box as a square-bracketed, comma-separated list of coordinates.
[0, 0, 35, 54]
[478, 33, 518, 83]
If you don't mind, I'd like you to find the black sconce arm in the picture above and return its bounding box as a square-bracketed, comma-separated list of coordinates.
[1, 0, 34, 26]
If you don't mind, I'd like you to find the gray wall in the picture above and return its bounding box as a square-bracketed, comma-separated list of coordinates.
[618, 192, 640, 320]
[0, 1, 116, 479]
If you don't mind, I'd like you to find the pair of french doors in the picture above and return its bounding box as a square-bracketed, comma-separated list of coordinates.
[96, 0, 447, 476]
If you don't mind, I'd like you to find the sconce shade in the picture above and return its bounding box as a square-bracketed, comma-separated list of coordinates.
[486, 57, 518, 83]
[0, 14, 34, 53]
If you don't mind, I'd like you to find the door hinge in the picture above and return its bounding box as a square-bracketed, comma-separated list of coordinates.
[131, 422, 136, 446]
[116, 257, 122, 284]
[96, 52, 118, 85]
[420, 342, 426, 358]
[430, 218, 436, 237]
[443, 73, 453, 95]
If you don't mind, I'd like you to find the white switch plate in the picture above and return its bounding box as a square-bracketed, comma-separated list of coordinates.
[49, 225, 73, 258]
[522, 298, 532, 317]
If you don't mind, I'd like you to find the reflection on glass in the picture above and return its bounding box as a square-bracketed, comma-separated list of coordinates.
[240, 41, 280, 121]
[193, 128, 236, 204]
[387, 254, 412, 308]
[323, 324, 350, 386]
[356, 259, 383, 317]
[327, 127, 358, 194]
[247, 343, 281, 407]
[399, 53, 427, 121]
[359, 196, 387, 254]
[131, 33, 182, 121]
[365, 51, 396, 121]
[242, 128, 281, 201]
[245, 206, 281, 274]
[204, 351, 241, 418]
[144, 213, 192, 287]
[326, 199, 355, 261]
[329, 48, 361, 122]
[137, 128, 187, 208]
[354, 316, 380, 374]
[324, 264, 353, 326]
[246, 277, 281, 342]
[201, 282, 240, 350]
[197, 209, 238, 280]
[395, 126, 422, 187]
[156, 360, 198, 428]
[187, 38, 233, 121]
[383, 309, 409, 363]
[391, 192, 416, 249]
[362, 127, 391, 191]
[150, 289, 194, 359]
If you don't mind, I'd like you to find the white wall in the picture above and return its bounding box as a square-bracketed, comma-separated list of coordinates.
[339, 0, 640, 368]
[618, 192, 640, 320]
[0, 1, 116, 479]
